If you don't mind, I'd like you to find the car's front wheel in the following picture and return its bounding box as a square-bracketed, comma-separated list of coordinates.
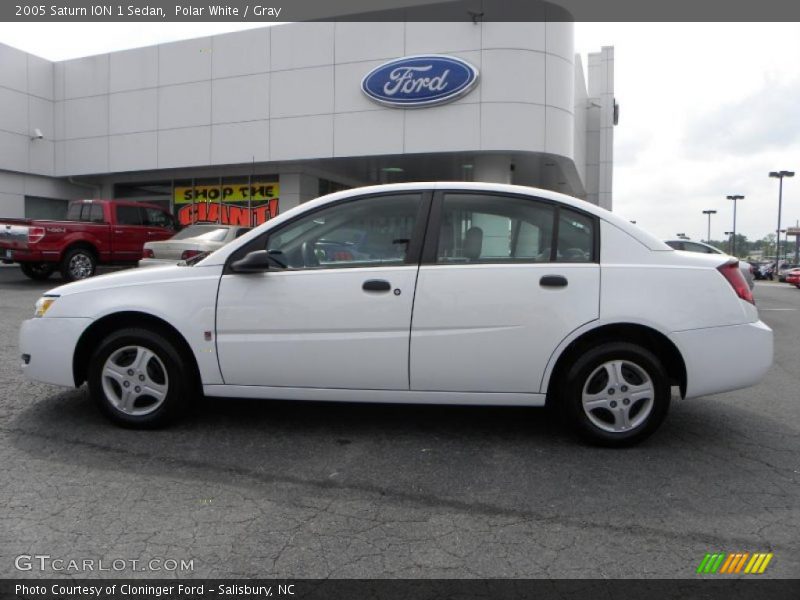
[88, 328, 191, 428]
[560, 342, 671, 447]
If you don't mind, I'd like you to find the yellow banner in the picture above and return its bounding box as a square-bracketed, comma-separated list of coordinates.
[174, 183, 279, 204]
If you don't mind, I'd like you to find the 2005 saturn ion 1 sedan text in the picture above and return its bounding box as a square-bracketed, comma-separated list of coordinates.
[19, 183, 773, 446]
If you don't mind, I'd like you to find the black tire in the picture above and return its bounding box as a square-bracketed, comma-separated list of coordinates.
[88, 328, 193, 428]
[559, 342, 671, 447]
[60, 247, 96, 281]
[20, 262, 55, 280]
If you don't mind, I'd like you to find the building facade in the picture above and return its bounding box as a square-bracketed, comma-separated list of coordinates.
[0, 20, 615, 225]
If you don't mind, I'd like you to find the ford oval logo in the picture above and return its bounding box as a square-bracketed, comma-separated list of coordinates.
[361, 55, 479, 108]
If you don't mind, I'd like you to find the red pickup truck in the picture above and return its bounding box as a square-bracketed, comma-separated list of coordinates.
[0, 199, 178, 281]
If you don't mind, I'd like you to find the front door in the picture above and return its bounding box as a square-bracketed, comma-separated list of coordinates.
[216, 192, 428, 390]
[410, 191, 600, 393]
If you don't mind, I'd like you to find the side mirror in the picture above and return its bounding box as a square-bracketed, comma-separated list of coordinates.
[230, 250, 286, 273]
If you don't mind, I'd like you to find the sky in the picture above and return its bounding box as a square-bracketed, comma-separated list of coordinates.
[0, 21, 799, 243]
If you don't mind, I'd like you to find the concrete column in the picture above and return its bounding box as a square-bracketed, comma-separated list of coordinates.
[473, 155, 513, 184]
[279, 172, 319, 214]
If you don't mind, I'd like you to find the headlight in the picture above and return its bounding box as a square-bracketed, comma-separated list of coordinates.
[34, 296, 58, 317]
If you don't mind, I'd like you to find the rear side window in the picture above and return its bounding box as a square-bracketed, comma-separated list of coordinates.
[683, 241, 720, 254]
[67, 202, 94, 221]
[89, 204, 105, 223]
[556, 208, 596, 263]
[116, 205, 142, 225]
[436, 193, 555, 263]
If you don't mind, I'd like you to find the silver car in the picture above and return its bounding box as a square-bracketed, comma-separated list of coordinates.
[139, 223, 251, 267]
[664, 239, 755, 290]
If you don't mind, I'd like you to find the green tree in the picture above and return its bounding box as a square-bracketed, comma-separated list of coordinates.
[760, 233, 776, 260]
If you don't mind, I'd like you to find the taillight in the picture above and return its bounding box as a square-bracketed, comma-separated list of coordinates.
[142, 248, 154, 259]
[181, 249, 202, 260]
[717, 259, 754, 304]
[27, 226, 45, 244]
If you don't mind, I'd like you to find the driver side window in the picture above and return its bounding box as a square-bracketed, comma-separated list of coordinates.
[266, 194, 422, 270]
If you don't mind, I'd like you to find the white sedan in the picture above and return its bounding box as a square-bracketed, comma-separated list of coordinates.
[19, 183, 773, 446]
[139, 223, 252, 266]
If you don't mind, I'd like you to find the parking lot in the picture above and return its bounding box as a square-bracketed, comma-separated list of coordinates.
[0, 265, 798, 579]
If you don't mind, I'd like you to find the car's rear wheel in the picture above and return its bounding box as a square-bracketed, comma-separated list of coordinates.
[560, 342, 671, 447]
[88, 328, 191, 428]
[60, 247, 96, 281]
[20, 262, 55, 280]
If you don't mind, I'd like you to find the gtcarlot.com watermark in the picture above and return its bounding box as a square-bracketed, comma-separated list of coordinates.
[15, 554, 194, 573]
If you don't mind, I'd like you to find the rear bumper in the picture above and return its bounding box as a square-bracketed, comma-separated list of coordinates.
[2, 247, 48, 262]
[19, 317, 92, 387]
[670, 320, 773, 399]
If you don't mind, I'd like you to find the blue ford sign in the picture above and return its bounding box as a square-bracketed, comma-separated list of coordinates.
[361, 55, 480, 108]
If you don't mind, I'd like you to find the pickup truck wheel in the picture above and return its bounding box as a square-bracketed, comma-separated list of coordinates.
[20, 262, 55, 281]
[560, 342, 671, 447]
[88, 328, 189, 428]
[61, 248, 96, 281]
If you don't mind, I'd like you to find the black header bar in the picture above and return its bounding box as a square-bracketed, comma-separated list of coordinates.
[3, 579, 800, 600]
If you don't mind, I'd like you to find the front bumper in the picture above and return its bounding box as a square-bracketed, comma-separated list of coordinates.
[670, 320, 773, 399]
[19, 317, 92, 387]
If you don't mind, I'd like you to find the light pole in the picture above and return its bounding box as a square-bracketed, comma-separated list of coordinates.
[769, 171, 794, 271]
[702, 209, 717, 244]
[779, 230, 788, 264]
[726, 195, 744, 255]
[724, 231, 734, 255]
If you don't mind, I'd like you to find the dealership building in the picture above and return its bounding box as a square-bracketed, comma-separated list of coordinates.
[0, 18, 616, 225]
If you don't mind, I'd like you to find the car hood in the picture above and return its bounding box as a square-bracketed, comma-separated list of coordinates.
[45, 263, 222, 297]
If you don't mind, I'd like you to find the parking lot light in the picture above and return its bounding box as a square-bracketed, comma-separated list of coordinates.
[769, 171, 794, 271]
[702, 210, 717, 244]
[726, 195, 744, 255]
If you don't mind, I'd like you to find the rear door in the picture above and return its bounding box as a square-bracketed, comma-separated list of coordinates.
[410, 191, 600, 393]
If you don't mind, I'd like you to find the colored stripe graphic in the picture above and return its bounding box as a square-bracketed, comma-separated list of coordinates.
[719, 552, 741, 573]
[697, 554, 712, 573]
[719, 553, 736, 573]
[733, 553, 750, 573]
[758, 553, 773, 573]
[697, 552, 772, 574]
[749, 554, 764, 573]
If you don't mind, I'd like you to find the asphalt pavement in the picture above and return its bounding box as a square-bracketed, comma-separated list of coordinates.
[0, 265, 798, 579]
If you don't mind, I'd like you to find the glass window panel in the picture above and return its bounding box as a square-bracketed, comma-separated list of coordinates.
[116, 205, 142, 225]
[438, 193, 555, 264]
[556, 208, 595, 263]
[266, 194, 422, 270]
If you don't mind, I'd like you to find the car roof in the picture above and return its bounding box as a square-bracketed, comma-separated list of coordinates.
[304, 182, 671, 250]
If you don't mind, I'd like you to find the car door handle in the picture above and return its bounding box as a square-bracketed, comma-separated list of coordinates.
[363, 279, 391, 292]
[540, 275, 568, 288]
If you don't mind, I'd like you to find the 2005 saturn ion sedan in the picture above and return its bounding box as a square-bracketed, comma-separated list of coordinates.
[20, 183, 773, 446]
